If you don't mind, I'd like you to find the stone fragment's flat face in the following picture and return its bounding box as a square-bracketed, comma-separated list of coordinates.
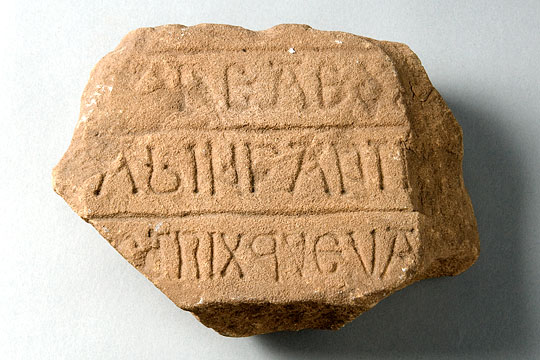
[53, 24, 479, 337]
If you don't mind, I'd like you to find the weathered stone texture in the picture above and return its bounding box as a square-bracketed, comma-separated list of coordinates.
[53, 24, 479, 336]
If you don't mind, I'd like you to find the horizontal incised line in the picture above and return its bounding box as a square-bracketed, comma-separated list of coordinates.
[143, 47, 377, 56]
[88, 209, 416, 221]
[96, 124, 410, 137]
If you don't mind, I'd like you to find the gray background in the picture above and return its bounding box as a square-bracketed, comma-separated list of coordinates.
[1, 1, 539, 359]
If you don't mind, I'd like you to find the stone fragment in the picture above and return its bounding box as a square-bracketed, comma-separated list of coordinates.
[52, 24, 479, 336]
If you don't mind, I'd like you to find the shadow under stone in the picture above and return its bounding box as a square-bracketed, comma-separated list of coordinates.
[256, 95, 529, 358]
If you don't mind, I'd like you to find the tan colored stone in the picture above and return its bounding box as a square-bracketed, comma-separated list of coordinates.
[52, 24, 479, 336]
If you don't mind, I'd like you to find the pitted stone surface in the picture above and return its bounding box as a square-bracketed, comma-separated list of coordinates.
[53, 24, 479, 336]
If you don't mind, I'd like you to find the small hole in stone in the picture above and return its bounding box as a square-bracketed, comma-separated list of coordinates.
[242, 48, 247, 52]
[163, 164, 168, 170]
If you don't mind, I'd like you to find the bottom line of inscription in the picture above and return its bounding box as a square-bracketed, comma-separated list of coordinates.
[101, 220, 420, 283]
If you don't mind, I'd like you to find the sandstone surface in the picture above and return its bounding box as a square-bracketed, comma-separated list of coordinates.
[53, 24, 479, 336]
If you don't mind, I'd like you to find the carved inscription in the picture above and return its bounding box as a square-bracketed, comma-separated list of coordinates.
[86, 127, 412, 216]
[50, 24, 485, 337]
[81, 40, 420, 291]
[98, 48, 410, 134]
[106, 214, 420, 284]
[133, 57, 382, 114]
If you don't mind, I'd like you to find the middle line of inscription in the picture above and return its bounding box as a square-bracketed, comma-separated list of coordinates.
[92, 133, 409, 199]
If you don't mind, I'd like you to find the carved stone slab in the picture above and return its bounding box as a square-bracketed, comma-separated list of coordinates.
[53, 24, 479, 336]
